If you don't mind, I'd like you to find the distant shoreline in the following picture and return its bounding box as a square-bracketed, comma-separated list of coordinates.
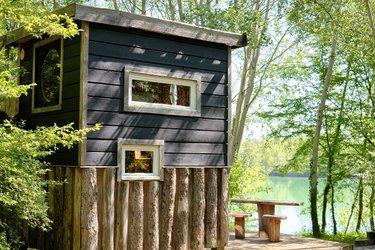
[270, 171, 310, 177]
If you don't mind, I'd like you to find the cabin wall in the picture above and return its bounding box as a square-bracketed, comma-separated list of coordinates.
[18, 35, 81, 165]
[85, 23, 229, 167]
[24, 166, 229, 250]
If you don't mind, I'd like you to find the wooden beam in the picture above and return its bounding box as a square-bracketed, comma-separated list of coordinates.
[190, 168, 205, 250]
[81, 168, 99, 250]
[4, 4, 246, 48]
[73, 168, 82, 250]
[128, 181, 144, 249]
[159, 168, 176, 250]
[218, 168, 229, 246]
[78, 21, 89, 166]
[115, 181, 129, 250]
[101, 168, 115, 250]
[63, 167, 74, 250]
[205, 169, 218, 248]
[172, 168, 189, 250]
[144, 181, 159, 250]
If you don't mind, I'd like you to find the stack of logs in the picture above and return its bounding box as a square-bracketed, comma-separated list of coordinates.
[24, 166, 230, 250]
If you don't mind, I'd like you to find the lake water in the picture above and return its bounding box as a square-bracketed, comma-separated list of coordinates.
[246, 175, 354, 234]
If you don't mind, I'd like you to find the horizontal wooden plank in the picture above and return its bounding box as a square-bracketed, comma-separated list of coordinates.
[87, 125, 226, 143]
[87, 111, 226, 131]
[64, 83, 80, 99]
[64, 56, 80, 73]
[90, 25, 228, 61]
[88, 57, 227, 84]
[87, 97, 226, 119]
[86, 140, 226, 154]
[89, 41, 227, 73]
[87, 69, 226, 96]
[83, 152, 225, 166]
[64, 70, 80, 86]
[64, 41, 81, 60]
[165, 153, 225, 166]
[20, 96, 80, 117]
[87, 83, 226, 107]
[25, 111, 79, 127]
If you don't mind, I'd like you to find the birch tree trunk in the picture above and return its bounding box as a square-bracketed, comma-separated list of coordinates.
[230, 0, 271, 165]
[310, 37, 337, 237]
[177, 0, 184, 21]
[321, 63, 349, 233]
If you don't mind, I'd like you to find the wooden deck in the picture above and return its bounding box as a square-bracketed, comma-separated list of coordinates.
[226, 232, 354, 250]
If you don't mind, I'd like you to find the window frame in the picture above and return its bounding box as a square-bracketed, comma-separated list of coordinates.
[32, 36, 63, 114]
[124, 68, 201, 117]
[117, 139, 164, 181]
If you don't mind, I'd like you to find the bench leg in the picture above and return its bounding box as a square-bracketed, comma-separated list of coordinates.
[265, 218, 281, 242]
[234, 217, 246, 239]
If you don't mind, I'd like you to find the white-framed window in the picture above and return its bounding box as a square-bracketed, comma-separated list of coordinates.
[32, 36, 63, 113]
[118, 139, 164, 181]
[124, 68, 201, 117]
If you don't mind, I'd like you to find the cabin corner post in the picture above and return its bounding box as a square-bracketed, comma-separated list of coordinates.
[78, 21, 89, 166]
[227, 47, 233, 166]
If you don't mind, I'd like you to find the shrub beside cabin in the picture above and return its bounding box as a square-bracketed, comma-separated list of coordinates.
[5, 4, 245, 250]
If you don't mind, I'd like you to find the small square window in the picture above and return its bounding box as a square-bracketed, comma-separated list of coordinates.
[118, 139, 164, 181]
[124, 69, 201, 117]
[32, 37, 63, 113]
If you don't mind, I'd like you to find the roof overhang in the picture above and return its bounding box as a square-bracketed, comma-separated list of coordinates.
[4, 4, 247, 48]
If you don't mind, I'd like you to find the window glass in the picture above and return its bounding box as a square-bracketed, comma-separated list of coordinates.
[125, 150, 153, 173]
[40, 49, 60, 103]
[132, 80, 190, 107]
[32, 38, 62, 113]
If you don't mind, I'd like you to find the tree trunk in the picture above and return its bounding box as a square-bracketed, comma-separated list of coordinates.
[321, 177, 331, 233]
[131, 0, 137, 13]
[356, 177, 364, 232]
[345, 184, 359, 233]
[141, 0, 146, 15]
[370, 180, 375, 231]
[321, 64, 349, 233]
[330, 183, 337, 235]
[230, 0, 271, 165]
[177, 0, 184, 21]
[112, 0, 119, 10]
[310, 37, 337, 237]
[168, 0, 176, 20]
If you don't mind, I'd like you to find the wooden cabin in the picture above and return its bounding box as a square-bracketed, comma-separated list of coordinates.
[5, 4, 245, 250]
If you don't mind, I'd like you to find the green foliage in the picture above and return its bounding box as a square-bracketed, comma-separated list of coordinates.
[301, 231, 367, 244]
[0, 121, 100, 248]
[0, 1, 98, 248]
[229, 139, 299, 212]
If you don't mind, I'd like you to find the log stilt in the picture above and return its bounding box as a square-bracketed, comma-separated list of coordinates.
[81, 168, 99, 250]
[205, 169, 218, 248]
[172, 168, 190, 250]
[102, 168, 115, 250]
[144, 181, 159, 250]
[219, 168, 229, 246]
[160, 168, 176, 250]
[128, 181, 144, 250]
[115, 181, 129, 250]
[190, 168, 205, 250]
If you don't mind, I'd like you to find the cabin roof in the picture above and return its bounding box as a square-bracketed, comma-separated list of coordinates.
[5, 4, 246, 48]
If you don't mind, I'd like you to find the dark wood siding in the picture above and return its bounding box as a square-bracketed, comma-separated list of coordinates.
[86, 24, 229, 166]
[18, 35, 81, 166]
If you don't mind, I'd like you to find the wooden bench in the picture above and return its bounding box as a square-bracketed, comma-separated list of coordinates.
[229, 213, 251, 239]
[262, 214, 287, 242]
